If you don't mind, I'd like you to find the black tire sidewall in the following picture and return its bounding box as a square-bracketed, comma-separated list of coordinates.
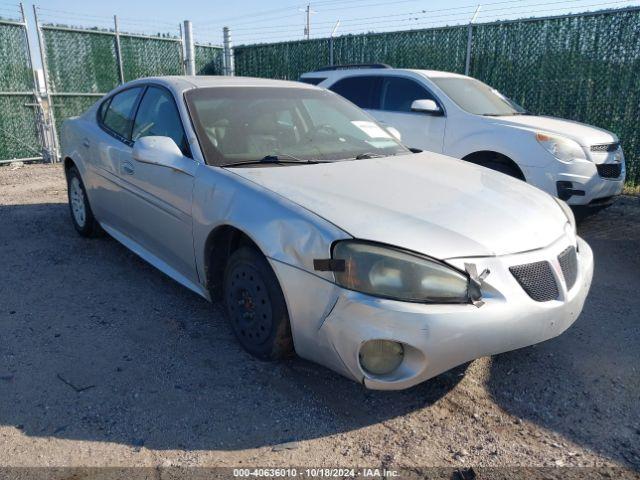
[66, 166, 96, 237]
[223, 246, 293, 361]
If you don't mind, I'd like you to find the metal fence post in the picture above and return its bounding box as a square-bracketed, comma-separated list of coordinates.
[33, 5, 59, 163]
[223, 26, 234, 76]
[20, 2, 47, 162]
[113, 15, 125, 84]
[465, 5, 481, 76]
[329, 21, 340, 66]
[183, 20, 195, 75]
[179, 22, 186, 74]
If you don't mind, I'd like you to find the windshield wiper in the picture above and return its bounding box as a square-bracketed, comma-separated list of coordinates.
[482, 111, 530, 116]
[223, 154, 323, 167]
[354, 152, 388, 160]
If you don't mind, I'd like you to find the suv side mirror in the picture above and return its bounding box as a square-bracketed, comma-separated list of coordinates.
[411, 99, 443, 116]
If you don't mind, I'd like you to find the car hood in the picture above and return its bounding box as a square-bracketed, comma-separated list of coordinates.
[491, 115, 617, 146]
[229, 153, 568, 259]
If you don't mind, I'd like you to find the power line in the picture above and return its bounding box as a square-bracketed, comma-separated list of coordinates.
[244, 0, 634, 35]
[231, 0, 638, 43]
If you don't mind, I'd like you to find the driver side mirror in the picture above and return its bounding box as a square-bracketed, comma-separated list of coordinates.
[411, 99, 443, 116]
[133, 136, 184, 167]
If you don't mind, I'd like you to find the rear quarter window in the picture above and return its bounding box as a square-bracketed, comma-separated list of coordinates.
[328, 76, 380, 109]
[101, 87, 143, 140]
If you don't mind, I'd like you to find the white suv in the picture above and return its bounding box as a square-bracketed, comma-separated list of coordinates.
[300, 64, 625, 209]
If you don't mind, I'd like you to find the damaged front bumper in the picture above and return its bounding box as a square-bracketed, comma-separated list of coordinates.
[269, 235, 593, 390]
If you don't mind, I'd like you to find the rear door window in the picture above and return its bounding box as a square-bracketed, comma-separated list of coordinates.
[101, 87, 143, 141]
[328, 76, 380, 109]
[380, 77, 435, 112]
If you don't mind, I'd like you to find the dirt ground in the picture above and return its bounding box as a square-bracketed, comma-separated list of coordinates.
[0, 164, 639, 475]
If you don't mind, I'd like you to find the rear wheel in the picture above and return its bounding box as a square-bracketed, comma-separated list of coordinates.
[66, 166, 100, 237]
[223, 246, 293, 360]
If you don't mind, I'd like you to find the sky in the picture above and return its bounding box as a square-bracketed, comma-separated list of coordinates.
[6, 0, 640, 69]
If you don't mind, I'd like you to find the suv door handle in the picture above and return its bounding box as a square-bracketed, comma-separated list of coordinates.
[82, 138, 90, 148]
[121, 161, 135, 175]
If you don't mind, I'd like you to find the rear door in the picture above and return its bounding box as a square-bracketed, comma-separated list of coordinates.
[92, 86, 144, 233]
[373, 76, 446, 153]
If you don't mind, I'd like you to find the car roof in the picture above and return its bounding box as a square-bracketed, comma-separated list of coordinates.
[300, 68, 469, 80]
[125, 75, 319, 93]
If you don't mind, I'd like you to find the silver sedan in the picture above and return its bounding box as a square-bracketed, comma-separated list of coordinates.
[61, 76, 593, 390]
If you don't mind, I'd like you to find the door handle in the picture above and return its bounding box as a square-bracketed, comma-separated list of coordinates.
[82, 138, 90, 148]
[121, 161, 135, 175]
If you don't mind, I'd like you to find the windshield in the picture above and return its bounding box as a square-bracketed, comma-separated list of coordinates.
[430, 77, 526, 116]
[185, 87, 408, 166]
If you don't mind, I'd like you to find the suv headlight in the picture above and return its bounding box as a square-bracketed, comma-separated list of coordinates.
[554, 197, 577, 235]
[332, 241, 469, 303]
[536, 132, 586, 162]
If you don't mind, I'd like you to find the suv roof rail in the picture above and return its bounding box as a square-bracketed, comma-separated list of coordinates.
[311, 63, 392, 72]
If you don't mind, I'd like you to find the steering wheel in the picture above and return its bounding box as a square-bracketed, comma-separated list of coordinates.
[313, 124, 337, 136]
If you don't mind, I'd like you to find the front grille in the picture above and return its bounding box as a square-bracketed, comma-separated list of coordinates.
[510, 261, 559, 302]
[590, 142, 619, 152]
[596, 163, 622, 179]
[558, 246, 578, 290]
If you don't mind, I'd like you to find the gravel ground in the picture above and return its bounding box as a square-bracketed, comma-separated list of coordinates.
[0, 164, 639, 474]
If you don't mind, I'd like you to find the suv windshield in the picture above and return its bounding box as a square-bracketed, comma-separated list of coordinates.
[431, 77, 526, 116]
[185, 87, 408, 166]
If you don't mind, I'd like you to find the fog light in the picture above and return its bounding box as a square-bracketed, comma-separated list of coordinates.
[359, 340, 404, 375]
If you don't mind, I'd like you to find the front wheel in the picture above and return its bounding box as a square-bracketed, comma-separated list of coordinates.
[223, 246, 294, 360]
[66, 165, 100, 237]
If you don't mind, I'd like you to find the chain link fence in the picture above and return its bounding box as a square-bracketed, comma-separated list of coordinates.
[38, 19, 224, 151]
[0, 14, 43, 163]
[234, 7, 640, 186]
[195, 44, 224, 75]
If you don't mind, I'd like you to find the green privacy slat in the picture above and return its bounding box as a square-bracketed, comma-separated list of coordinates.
[470, 10, 640, 187]
[43, 28, 119, 93]
[51, 95, 100, 140]
[0, 94, 41, 160]
[0, 23, 41, 161]
[0, 23, 33, 92]
[333, 27, 468, 73]
[195, 45, 224, 75]
[120, 35, 182, 81]
[234, 9, 640, 186]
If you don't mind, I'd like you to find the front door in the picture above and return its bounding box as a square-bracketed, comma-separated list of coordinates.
[118, 85, 199, 284]
[371, 76, 446, 153]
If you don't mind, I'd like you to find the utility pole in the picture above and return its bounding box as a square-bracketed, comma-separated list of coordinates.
[302, 4, 316, 40]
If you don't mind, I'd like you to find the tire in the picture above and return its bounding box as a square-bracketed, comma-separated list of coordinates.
[66, 165, 100, 237]
[223, 246, 294, 360]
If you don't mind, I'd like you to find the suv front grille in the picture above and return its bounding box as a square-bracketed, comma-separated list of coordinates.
[596, 163, 622, 179]
[509, 261, 559, 302]
[558, 246, 578, 290]
[590, 142, 619, 152]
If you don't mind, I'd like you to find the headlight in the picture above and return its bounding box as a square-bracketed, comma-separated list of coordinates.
[332, 241, 469, 303]
[554, 197, 577, 235]
[536, 132, 586, 162]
